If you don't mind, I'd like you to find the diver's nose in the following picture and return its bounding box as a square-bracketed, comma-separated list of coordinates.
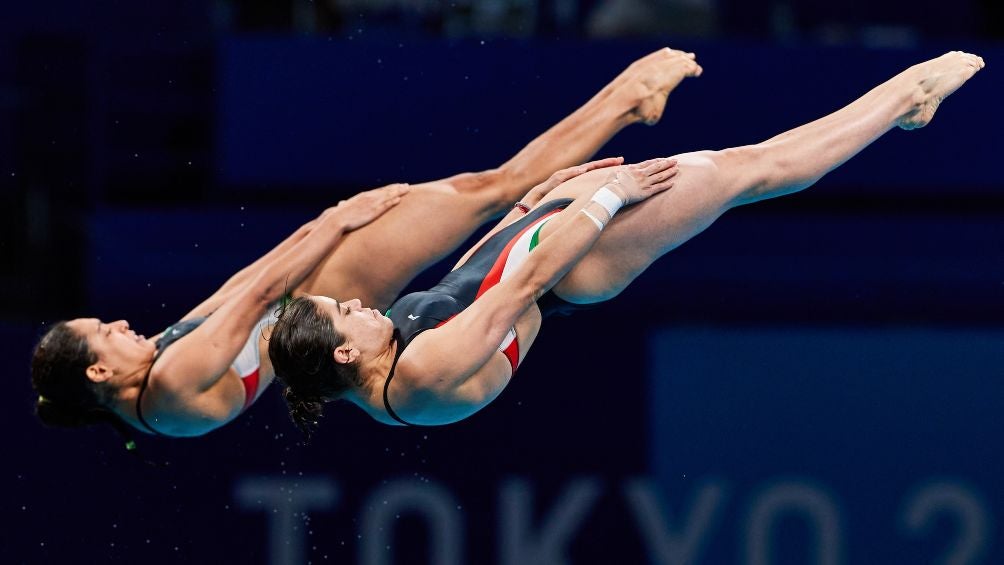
[347, 298, 362, 310]
[114, 320, 130, 330]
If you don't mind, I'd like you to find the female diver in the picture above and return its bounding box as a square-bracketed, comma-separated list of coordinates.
[268, 52, 985, 433]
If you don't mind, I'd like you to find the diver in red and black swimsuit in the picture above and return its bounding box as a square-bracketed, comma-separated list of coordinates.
[381, 198, 580, 425]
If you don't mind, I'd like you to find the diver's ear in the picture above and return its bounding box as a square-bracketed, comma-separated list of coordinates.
[85, 363, 113, 384]
[333, 344, 358, 365]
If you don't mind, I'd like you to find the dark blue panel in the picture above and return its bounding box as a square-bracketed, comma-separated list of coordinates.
[650, 327, 1004, 564]
[217, 38, 1004, 194]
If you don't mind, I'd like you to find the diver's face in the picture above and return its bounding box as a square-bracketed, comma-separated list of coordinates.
[311, 297, 394, 362]
[66, 318, 155, 382]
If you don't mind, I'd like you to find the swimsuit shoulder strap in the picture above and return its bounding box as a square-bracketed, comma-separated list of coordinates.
[134, 317, 209, 436]
[135, 348, 168, 437]
[382, 332, 415, 426]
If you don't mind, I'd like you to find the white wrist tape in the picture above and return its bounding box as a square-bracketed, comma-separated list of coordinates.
[580, 209, 605, 230]
[591, 186, 624, 217]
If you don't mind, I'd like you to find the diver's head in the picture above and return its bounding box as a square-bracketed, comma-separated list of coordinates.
[31, 318, 152, 429]
[269, 296, 393, 438]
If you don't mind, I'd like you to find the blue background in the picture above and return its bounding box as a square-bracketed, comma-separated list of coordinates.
[2, 2, 1003, 563]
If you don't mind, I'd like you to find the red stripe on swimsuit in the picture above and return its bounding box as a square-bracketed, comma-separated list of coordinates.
[241, 369, 260, 411]
[475, 207, 563, 299]
[433, 315, 520, 373]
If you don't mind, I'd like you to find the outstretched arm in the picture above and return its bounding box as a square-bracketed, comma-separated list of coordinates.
[399, 159, 677, 406]
[152, 185, 409, 397]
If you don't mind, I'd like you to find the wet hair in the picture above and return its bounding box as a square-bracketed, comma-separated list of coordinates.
[30, 321, 126, 434]
[268, 297, 363, 441]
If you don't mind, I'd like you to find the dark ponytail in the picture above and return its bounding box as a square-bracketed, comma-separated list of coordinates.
[282, 387, 326, 440]
[268, 297, 363, 441]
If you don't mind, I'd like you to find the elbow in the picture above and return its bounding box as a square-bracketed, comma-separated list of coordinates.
[526, 260, 563, 304]
[517, 275, 546, 308]
[464, 385, 490, 410]
[482, 283, 536, 335]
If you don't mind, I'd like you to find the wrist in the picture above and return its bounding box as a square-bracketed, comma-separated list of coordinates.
[320, 212, 349, 234]
[514, 192, 543, 214]
[590, 185, 625, 217]
[605, 183, 629, 205]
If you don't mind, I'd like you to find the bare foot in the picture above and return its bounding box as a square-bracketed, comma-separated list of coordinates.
[619, 48, 703, 125]
[897, 51, 985, 130]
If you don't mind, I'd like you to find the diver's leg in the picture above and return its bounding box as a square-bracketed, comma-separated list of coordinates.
[298, 49, 702, 309]
[536, 51, 984, 302]
[442, 47, 703, 214]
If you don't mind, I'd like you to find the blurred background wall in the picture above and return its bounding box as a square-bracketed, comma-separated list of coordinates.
[3, 1, 1003, 563]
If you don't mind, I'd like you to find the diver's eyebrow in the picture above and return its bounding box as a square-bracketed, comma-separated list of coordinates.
[96, 320, 101, 334]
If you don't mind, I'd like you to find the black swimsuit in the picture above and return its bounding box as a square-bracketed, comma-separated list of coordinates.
[381, 198, 584, 426]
